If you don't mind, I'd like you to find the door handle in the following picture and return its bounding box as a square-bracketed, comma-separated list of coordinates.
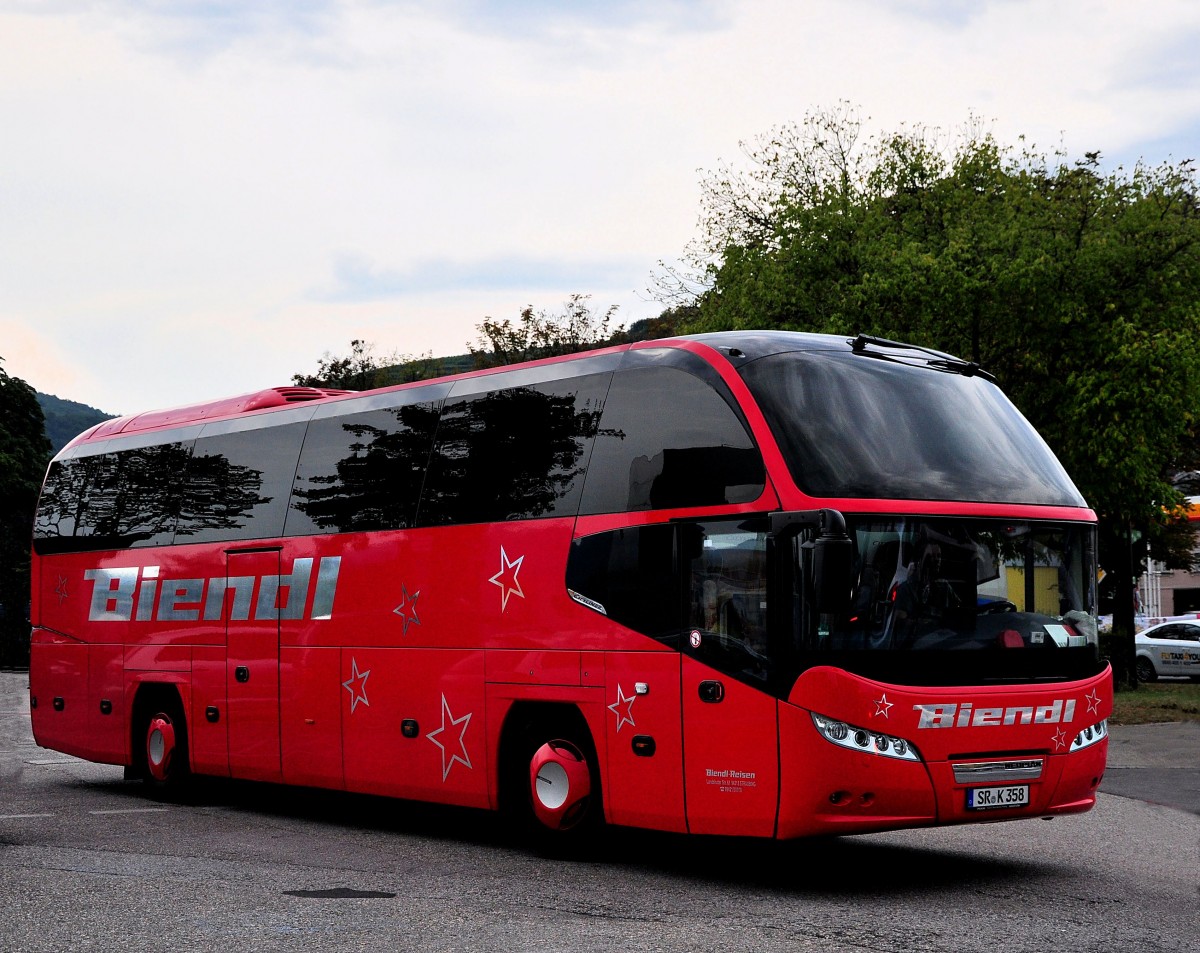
[699, 679, 725, 703]
[235, 666, 250, 683]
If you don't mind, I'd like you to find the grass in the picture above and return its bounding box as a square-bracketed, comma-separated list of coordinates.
[1110, 680, 1200, 725]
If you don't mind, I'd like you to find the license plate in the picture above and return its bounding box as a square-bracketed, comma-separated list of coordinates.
[967, 784, 1029, 810]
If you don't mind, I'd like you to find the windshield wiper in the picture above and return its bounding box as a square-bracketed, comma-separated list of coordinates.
[848, 334, 996, 382]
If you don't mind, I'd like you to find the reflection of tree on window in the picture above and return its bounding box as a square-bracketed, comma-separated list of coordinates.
[172, 452, 272, 541]
[173, 422, 306, 543]
[290, 403, 440, 534]
[34, 443, 193, 550]
[419, 385, 604, 526]
[35, 455, 109, 543]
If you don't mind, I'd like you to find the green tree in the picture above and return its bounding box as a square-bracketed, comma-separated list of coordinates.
[0, 358, 51, 667]
[470, 294, 626, 368]
[627, 305, 694, 342]
[292, 339, 444, 390]
[675, 103, 1200, 689]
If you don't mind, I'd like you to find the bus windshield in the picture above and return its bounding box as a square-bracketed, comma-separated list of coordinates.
[793, 516, 1101, 686]
[739, 349, 1087, 506]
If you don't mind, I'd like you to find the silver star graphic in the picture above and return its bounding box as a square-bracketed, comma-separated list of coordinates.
[873, 693, 893, 719]
[488, 546, 525, 612]
[393, 585, 421, 635]
[342, 657, 370, 714]
[426, 694, 473, 781]
[607, 684, 637, 732]
[1084, 689, 1102, 716]
[55, 576, 69, 606]
[1051, 727, 1069, 751]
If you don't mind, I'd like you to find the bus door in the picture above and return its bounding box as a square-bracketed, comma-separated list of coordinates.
[225, 548, 282, 782]
[681, 658, 779, 837]
[680, 520, 779, 837]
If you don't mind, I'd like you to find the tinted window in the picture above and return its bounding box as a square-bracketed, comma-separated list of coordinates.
[286, 401, 440, 535]
[417, 375, 609, 526]
[740, 351, 1087, 505]
[566, 516, 771, 686]
[579, 366, 765, 514]
[566, 523, 685, 641]
[173, 422, 308, 544]
[33, 442, 193, 554]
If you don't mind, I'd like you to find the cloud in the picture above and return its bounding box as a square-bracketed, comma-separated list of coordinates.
[446, 0, 729, 40]
[2, 0, 1199, 416]
[876, 0, 999, 30]
[317, 251, 648, 300]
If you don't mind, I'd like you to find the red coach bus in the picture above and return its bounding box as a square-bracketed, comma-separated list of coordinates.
[28, 332, 1111, 844]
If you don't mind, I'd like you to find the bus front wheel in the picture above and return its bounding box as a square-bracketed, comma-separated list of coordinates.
[529, 739, 593, 833]
[503, 714, 602, 854]
[137, 698, 190, 796]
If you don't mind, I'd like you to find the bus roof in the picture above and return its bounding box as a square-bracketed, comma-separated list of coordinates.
[60, 331, 978, 452]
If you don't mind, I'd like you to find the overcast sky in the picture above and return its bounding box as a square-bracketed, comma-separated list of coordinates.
[3, 0, 1199, 417]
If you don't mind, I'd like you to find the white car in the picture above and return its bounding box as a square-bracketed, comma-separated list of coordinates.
[1135, 619, 1200, 682]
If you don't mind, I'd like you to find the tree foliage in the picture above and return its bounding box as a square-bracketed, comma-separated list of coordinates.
[676, 103, 1200, 688]
[0, 357, 51, 665]
[469, 294, 626, 368]
[292, 339, 444, 390]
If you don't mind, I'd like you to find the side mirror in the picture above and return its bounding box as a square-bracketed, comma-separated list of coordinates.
[769, 508, 853, 614]
[810, 519, 853, 613]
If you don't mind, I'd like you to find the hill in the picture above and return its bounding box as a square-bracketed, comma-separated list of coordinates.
[37, 392, 115, 454]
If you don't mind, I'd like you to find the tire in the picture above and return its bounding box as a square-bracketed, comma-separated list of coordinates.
[137, 694, 190, 798]
[1135, 656, 1157, 684]
[501, 708, 602, 856]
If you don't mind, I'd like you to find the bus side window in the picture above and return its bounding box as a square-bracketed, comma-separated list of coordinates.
[578, 365, 765, 515]
[565, 523, 684, 643]
[286, 400, 441, 535]
[418, 374, 610, 526]
[174, 421, 308, 544]
[32, 442, 193, 554]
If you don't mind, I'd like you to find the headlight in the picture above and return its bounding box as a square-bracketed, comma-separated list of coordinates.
[1070, 718, 1108, 752]
[811, 712, 922, 762]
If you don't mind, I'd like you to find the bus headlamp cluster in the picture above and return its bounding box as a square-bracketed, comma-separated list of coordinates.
[810, 712, 922, 762]
[1069, 718, 1108, 752]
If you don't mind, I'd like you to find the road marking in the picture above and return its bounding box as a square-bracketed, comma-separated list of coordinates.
[0, 813, 53, 819]
[25, 758, 82, 765]
[88, 808, 169, 815]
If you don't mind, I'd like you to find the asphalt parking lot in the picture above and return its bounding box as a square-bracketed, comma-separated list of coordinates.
[1101, 720, 1200, 815]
